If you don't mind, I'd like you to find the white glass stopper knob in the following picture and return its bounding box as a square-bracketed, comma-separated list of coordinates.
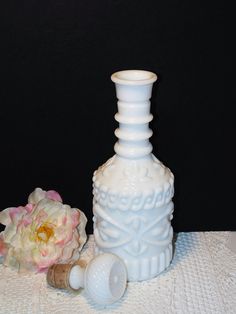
[47, 253, 127, 305]
[84, 253, 127, 305]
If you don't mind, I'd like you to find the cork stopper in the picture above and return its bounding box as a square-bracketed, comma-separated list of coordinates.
[46, 255, 127, 305]
[47, 263, 75, 290]
[47, 260, 87, 291]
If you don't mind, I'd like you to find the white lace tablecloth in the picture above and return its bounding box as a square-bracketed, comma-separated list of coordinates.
[0, 232, 235, 314]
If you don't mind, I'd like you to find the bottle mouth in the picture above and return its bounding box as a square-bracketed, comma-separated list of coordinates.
[111, 70, 157, 86]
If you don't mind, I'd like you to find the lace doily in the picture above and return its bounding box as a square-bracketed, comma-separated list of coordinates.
[0, 232, 235, 314]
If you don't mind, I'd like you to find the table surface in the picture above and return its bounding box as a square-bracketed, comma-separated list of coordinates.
[0, 232, 235, 314]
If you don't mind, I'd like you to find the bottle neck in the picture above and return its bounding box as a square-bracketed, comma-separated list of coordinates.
[114, 99, 153, 159]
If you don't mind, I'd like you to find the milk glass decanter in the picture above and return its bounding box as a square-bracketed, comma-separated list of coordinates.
[93, 70, 174, 282]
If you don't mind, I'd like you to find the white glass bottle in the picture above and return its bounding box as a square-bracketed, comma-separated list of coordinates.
[93, 70, 174, 282]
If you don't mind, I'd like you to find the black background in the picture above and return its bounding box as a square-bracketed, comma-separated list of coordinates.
[0, 1, 234, 234]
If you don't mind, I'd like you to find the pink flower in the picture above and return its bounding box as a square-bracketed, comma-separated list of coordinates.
[0, 188, 87, 273]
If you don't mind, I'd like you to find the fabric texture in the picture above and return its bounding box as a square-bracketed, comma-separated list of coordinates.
[0, 232, 235, 314]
